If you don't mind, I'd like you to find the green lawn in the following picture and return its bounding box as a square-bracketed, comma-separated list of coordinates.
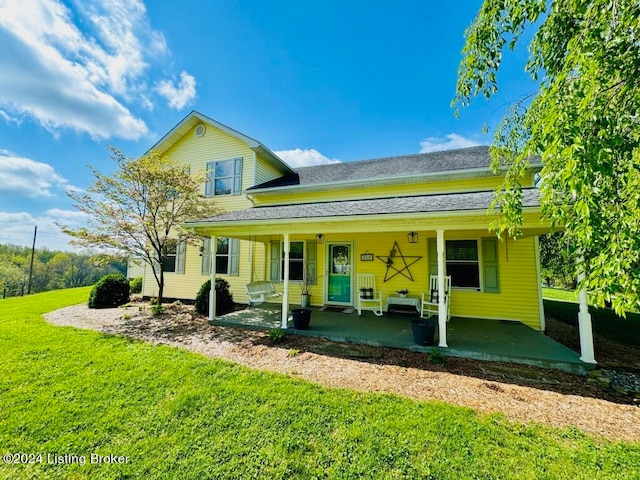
[542, 287, 580, 303]
[0, 289, 638, 479]
[543, 288, 640, 347]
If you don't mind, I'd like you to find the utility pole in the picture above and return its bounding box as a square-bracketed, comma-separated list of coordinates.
[27, 226, 37, 295]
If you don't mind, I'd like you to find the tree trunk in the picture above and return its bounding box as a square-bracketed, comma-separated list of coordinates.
[158, 269, 164, 305]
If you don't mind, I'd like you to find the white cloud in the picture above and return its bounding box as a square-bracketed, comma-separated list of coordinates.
[0, 152, 69, 197]
[419, 133, 483, 153]
[155, 71, 197, 110]
[0, 210, 84, 251]
[0, 0, 196, 140]
[274, 148, 341, 168]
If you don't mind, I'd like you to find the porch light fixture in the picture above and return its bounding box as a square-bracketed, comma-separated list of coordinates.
[316, 234, 324, 244]
[407, 231, 419, 244]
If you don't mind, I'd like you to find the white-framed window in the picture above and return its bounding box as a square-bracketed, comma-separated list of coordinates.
[205, 158, 243, 197]
[162, 239, 185, 274]
[282, 241, 304, 281]
[201, 237, 239, 276]
[269, 240, 318, 283]
[445, 240, 480, 289]
[429, 238, 499, 293]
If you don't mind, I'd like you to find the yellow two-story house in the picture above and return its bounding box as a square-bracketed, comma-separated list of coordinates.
[140, 110, 556, 351]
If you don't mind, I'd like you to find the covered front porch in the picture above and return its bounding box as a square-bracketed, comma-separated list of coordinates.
[213, 304, 588, 374]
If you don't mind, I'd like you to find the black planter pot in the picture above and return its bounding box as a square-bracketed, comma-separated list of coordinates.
[411, 318, 436, 346]
[292, 308, 312, 330]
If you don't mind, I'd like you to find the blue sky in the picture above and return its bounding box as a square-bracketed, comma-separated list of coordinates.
[0, 0, 533, 251]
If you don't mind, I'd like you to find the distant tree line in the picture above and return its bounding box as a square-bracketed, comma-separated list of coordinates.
[0, 244, 126, 298]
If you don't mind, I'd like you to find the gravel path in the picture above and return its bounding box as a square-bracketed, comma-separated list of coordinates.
[44, 303, 640, 442]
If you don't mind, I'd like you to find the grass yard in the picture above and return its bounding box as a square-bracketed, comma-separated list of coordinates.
[543, 289, 640, 348]
[0, 289, 639, 479]
[542, 287, 579, 303]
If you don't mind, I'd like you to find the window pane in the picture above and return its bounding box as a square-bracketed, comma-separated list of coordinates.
[447, 263, 480, 288]
[164, 240, 177, 255]
[216, 256, 229, 274]
[217, 238, 229, 254]
[289, 261, 304, 280]
[215, 178, 232, 195]
[446, 240, 478, 261]
[162, 256, 176, 272]
[215, 160, 233, 177]
[289, 242, 304, 259]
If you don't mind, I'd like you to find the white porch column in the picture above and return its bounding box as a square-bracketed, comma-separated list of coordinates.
[436, 229, 448, 347]
[281, 233, 290, 328]
[577, 266, 596, 364]
[208, 235, 217, 323]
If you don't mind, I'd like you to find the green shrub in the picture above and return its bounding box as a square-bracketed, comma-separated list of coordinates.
[269, 328, 286, 342]
[129, 276, 143, 293]
[88, 274, 130, 309]
[195, 278, 234, 316]
[151, 304, 165, 316]
[426, 348, 446, 365]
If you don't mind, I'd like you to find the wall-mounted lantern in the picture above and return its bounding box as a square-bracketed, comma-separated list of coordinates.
[407, 231, 419, 244]
[316, 234, 324, 244]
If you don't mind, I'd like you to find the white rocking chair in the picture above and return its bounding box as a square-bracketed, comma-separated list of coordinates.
[421, 274, 452, 321]
[356, 273, 383, 316]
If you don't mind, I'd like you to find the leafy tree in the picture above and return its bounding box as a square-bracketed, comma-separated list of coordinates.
[454, 0, 640, 314]
[61, 148, 221, 304]
[539, 232, 574, 288]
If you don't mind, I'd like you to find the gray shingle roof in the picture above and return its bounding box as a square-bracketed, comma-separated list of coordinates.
[295, 145, 494, 185]
[189, 188, 541, 224]
[248, 146, 510, 191]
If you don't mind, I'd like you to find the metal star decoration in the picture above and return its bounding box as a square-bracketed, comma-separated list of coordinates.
[376, 241, 422, 282]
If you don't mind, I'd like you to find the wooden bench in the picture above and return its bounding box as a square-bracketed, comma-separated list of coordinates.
[245, 281, 282, 306]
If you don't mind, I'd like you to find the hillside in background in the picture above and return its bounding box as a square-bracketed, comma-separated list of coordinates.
[0, 243, 126, 298]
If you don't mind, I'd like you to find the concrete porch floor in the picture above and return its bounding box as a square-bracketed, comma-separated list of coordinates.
[213, 303, 589, 374]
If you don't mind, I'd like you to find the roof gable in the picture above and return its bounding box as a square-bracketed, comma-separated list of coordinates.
[148, 110, 295, 175]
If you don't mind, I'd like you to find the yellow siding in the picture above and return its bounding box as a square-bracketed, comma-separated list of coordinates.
[260, 232, 541, 329]
[164, 122, 255, 212]
[149, 238, 266, 302]
[252, 173, 535, 206]
[255, 154, 286, 185]
[438, 233, 542, 329]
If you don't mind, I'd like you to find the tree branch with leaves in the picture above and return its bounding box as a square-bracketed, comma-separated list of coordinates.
[454, 0, 640, 314]
[60, 147, 222, 304]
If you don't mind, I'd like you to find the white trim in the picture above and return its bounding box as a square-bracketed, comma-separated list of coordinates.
[534, 236, 546, 331]
[437, 229, 448, 348]
[577, 265, 596, 364]
[281, 233, 290, 328]
[209, 235, 217, 323]
[445, 238, 481, 291]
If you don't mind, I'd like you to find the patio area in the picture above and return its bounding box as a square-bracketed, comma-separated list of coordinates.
[214, 303, 589, 374]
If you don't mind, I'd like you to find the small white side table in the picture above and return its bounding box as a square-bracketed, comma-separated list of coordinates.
[385, 295, 420, 315]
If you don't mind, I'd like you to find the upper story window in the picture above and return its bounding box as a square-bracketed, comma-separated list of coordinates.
[205, 158, 243, 197]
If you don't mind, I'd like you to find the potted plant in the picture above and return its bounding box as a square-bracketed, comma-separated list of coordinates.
[396, 289, 409, 298]
[299, 260, 316, 308]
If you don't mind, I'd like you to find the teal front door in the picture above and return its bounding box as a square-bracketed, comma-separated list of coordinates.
[327, 243, 353, 305]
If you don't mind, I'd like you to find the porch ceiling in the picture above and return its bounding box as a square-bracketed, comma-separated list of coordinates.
[183, 188, 549, 239]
